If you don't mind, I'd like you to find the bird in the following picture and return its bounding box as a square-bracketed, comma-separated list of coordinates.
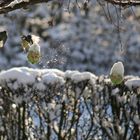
[0, 31, 8, 48]
[21, 35, 33, 52]
[21, 34, 41, 64]
[21, 34, 40, 52]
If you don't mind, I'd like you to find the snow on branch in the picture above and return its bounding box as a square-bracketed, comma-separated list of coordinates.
[104, 0, 140, 7]
[0, 67, 139, 93]
[0, 0, 140, 15]
[0, 0, 52, 15]
[0, 67, 97, 91]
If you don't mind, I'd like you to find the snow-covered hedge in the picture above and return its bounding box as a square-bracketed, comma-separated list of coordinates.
[0, 67, 140, 140]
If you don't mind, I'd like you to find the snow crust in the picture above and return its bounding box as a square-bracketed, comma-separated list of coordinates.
[0, 67, 139, 91]
[65, 70, 97, 85]
[8, 0, 29, 8]
[125, 78, 140, 90]
[0, 67, 35, 84]
[0, 67, 97, 90]
[1, 67, 139, 100]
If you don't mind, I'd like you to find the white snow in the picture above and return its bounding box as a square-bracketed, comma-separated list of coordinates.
[65, 70, 97, 84]
[0, 67, 35, 84]
[0, 67, 139, 93]
[23, 0, 29, 2]
[29, 43, 40, 52]
[42, 72, 65, 85]
[7, 0, 29, 8]
[0, 67, 98, 90]
[8, 0, 19, 8]
[11, 103, 17, 109]
[125, 78, 140, 90]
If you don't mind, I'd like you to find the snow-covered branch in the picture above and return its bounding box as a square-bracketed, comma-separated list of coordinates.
[0, 0, 140, 15]
[0, 0, 52, 15]
[104, 0, 140, 7]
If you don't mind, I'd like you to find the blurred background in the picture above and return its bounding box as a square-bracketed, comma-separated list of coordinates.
[0, 0, 140, 76]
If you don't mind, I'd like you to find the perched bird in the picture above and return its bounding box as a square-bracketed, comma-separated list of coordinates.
[0, 31, 8, 48]
[21, 35, 33, 52]
[110, 61, 124, 85]
[21, 34, 41, 64]
[21, 34, 40, 52]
